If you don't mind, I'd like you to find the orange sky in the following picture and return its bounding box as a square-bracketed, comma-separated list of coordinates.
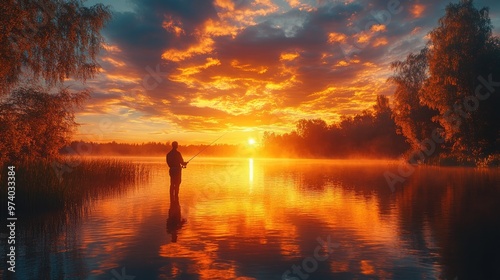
[75, 0, 500, 145]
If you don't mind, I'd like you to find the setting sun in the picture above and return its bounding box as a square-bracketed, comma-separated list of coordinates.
[248, 138, 256, 146]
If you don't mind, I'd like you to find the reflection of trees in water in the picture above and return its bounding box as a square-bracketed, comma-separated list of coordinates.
[5, 211, 88, 279]
[262, 162, 395, 213]
[0, 161, 151, 279]
[396, 168, 500, 279]
[262, 161, 500, 279]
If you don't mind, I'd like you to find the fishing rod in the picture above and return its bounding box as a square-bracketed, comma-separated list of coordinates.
[186, 132, 228, 164]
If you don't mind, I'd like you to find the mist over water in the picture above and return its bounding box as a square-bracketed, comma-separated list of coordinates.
[1, 157, 499, 279]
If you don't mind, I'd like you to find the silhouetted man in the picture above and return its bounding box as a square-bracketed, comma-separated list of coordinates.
[166, 141, 187, 200]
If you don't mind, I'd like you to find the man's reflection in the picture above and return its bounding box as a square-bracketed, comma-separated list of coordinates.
[166, 199, 186, 242]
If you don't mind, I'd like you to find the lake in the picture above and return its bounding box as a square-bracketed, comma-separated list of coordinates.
[2, 157, 500, 279]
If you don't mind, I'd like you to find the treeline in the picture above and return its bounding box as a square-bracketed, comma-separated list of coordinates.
[261, 95, 409, 158]
[61, 141, 242, 157]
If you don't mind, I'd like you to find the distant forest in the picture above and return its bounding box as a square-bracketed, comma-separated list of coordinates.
[60, 141, 242, 157]
[261, 95, 409, 159]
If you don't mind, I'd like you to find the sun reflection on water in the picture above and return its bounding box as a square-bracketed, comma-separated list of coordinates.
[249, 158, 254, 186]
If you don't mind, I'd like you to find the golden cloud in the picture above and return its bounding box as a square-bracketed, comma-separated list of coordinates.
[356, 33, 371, 44]
[370, 24, 386, 32]
[231, 60, 268, 73]
[177, 57, 221, 76]
[162, 16, 185, 37]
[214, 0, 235, 11]
[286, 0, 301, 8]
[372, 37, 388, 47]
[328, 32, 348, 43]
[162, 37, 215, 62]
[411, 4, 426, 18]
[102, 43, 121, 53]
[102, 57, 126, 67]
[279, 52, 300, 61]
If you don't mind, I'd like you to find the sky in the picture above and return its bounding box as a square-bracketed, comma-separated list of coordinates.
[75, 0, 500, 145]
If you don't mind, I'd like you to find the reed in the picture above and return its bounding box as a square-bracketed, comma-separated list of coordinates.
[0, 157, 150, 214]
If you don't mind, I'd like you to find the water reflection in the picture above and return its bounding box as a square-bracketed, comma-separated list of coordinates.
[249, 158, 254, 184]
[394, 167, 500, 279]
[0, 158, 498, 279]
[166, 199, 186, 243]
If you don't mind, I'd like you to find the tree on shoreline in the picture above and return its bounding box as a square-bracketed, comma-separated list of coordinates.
[389, 48, 440, 153]
[0, 0, 111, 164]
[0, 88, 88, 163]
[0, 0, 111, 95]
[390, 0, 499, 164]
[421, 0, 500, 160]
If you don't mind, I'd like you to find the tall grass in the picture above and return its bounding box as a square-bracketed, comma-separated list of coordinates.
[0, 157, 150, 214]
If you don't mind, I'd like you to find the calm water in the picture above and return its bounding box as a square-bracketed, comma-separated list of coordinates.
[2, 157, 500, 279]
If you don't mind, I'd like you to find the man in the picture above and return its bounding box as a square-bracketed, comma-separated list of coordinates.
[166, 141, 188, 200]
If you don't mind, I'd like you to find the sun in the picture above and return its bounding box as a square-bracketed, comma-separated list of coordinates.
[248, 138, 256, 146]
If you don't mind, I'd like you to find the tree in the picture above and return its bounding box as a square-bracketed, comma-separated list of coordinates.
[296, 119, 329, 155]
[421, 0, 500, 159]
[373, 95, 391, 117]
[389, 48, 439, 152]
[0, 87, 89, 163]
[0, 0, 111, 95]
[371, 95, 410, 157]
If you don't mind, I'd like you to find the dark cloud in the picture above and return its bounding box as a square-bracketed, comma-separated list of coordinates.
[311, 1, 364, 24]
[103, 0, 218, 67]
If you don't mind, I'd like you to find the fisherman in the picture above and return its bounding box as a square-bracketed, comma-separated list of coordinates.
[166, 141, 188, 200]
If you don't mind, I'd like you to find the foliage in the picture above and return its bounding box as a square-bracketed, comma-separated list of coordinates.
[0, 0, 111, 95]
[389, 48, 440, 152]
[389, 0, 499, 165]
[421, 0, 500, 159]
[0, 87, 89, 164]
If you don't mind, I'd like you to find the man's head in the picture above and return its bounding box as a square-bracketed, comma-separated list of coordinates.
[172, 141, 178, 149]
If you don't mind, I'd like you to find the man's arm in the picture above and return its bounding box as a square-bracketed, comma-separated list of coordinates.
[180, 153, 188, 167]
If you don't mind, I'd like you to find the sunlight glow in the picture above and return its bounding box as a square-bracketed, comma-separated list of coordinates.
[248, 138, 256, 145]
[248, 158, 254, 185]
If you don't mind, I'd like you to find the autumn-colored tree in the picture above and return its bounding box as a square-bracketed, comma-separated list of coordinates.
[0, 87, 91, 163]
[0, 1, 111, 164]
[0, 87, 89, 163]
[0, 0, 111, 95]
[388, 0, 499, 164]
[421, 0, 500, 160]
[389, 48, 439, 152]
